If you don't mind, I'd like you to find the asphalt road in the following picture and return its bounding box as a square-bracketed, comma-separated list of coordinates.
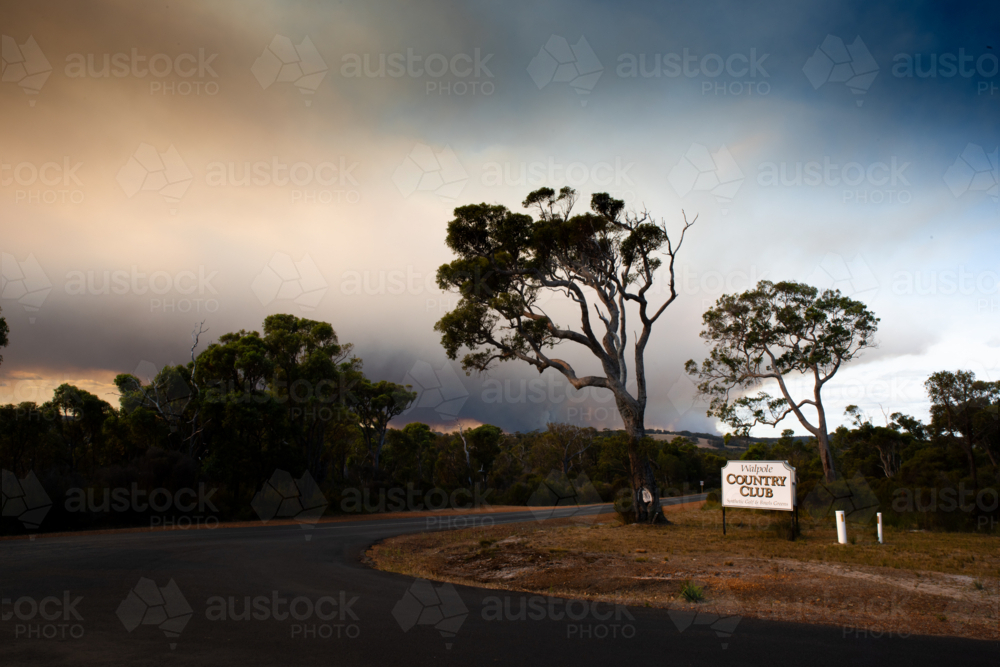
[1, 496, 996, 666]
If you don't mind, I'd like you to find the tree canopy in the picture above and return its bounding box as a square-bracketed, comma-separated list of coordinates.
[354, 379, 417, 473]
[434, 187, 696, 522]
[925, 370, 1000, 488]
[686, 280, 879, 482]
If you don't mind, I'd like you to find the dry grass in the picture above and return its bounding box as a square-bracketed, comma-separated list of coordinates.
[367, 502, 1000, 641]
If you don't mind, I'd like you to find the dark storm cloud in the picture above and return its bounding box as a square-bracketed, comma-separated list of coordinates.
[0, 0, 997, 433]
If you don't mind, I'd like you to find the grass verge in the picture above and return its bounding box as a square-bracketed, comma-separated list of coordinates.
[367, 502, 1000, 641]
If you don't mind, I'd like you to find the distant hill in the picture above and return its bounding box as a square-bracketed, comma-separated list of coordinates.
[647, 430, 726, 449]
[646, 429, 813, 450]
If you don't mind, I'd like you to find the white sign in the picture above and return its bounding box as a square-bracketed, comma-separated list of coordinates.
[721, 460, 796, 511]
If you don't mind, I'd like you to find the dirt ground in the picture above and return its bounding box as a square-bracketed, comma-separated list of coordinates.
[367, 502, 1000, 641]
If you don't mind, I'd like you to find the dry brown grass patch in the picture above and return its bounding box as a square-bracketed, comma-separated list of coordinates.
[367, 503, 1000, 640]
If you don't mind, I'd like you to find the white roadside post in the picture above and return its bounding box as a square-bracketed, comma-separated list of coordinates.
[877, 512, 884, 544]
[836, 510, 847, 544]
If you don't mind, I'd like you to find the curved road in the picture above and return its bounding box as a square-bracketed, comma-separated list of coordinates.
[1, 497, 996, 666]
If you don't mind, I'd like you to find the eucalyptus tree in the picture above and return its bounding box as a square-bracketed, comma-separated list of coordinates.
[354, 379, 417, 474]
[434, 187, 696, 522]
[114, 323, 208, 457]
[686, 280, 879, 482]
[43, 384, 112, 471]
[925, 370, 1000, 488]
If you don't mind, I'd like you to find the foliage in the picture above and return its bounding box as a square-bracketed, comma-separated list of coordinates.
[687, 280, 879, 482]
[613, 494, 637, 524]
[925, 370, 1000, 487]
[434, 187, 697, 523]
[679, 580, 705, 602]
[0, 309, 996, 536]
[354, 379, 417, 474]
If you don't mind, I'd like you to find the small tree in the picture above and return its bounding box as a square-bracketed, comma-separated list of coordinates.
[115, 322, 208, 457]
[354, 379, 417, 474]
[43, 384, 112, 471]
[686, 280, 879, 483]
[262, 315, 359, 480]
[535, 423, 597, 476]
[925, 370, 1000, 488]
[843, 405, 908, 479]
[434, 187, 696, 523]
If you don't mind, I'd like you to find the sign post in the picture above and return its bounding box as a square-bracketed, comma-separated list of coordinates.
[720, 460, 797, 537]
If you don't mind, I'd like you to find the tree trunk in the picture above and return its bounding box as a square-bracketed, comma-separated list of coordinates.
[372, 433, 382, 474]
[960, 437, 978, 490]
[876, 444, 898, 479]
[816, 430, 837, 483]
[813, 387, 837, 483]
[981, 440, 998, 472]
[617, 397, 661, 524]
[305, 425, 326, 485]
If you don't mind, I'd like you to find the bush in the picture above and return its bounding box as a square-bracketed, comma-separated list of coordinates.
[498, 481, 533, 506]
[613, 488, 636, 525]
[701, 490, 721, 510]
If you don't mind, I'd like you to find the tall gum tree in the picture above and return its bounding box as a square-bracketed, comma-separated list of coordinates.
[354, 378, 417, 475]
[686, 280, 879, 483]
[434, 187, 696, 523]
[925, 370, 1000, 489]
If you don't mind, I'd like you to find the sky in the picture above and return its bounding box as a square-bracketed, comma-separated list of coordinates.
[0, 0, 997, 436]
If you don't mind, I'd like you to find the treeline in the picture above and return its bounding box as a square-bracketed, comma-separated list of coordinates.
[1, 315, 998, 534]
[0, 315, 724, 534]
[736, 372, 1000, 532]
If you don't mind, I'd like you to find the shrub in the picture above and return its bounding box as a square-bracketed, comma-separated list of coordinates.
[679, 580, 704, 603]
[614, 488, 637, 525]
